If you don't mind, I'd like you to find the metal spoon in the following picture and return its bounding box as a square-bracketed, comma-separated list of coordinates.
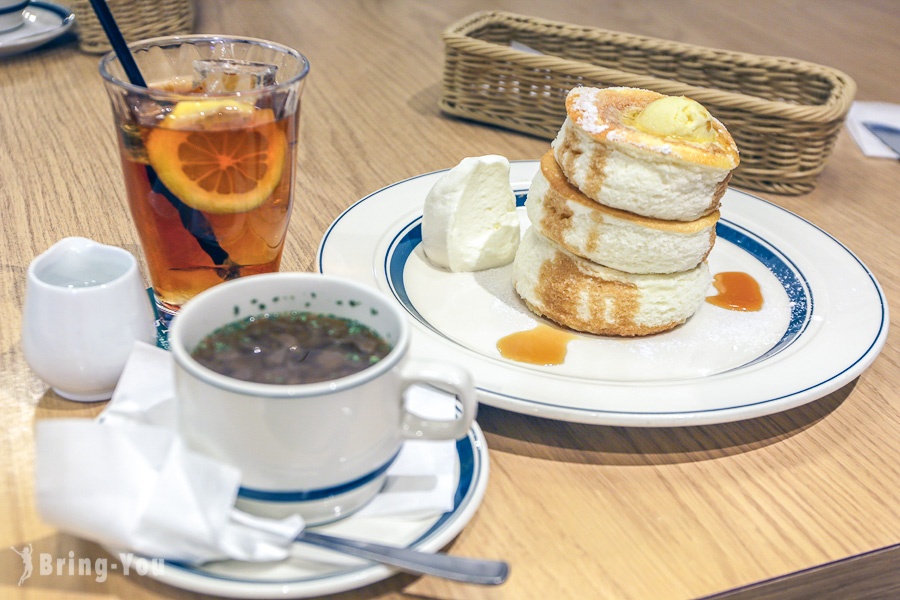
[297, 530, 509, 585]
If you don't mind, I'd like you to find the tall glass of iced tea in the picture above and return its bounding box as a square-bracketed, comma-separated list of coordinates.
[99, 36, 309, 325]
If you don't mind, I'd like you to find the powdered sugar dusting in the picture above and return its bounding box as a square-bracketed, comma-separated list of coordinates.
[605, 128, 673, 155]
[568, 88, 609, 135]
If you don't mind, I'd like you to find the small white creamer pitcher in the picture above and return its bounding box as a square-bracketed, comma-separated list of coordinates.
[22, 237, 157, 401]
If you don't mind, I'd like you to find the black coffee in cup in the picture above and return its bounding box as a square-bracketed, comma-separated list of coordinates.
[190, 311, 392, 384]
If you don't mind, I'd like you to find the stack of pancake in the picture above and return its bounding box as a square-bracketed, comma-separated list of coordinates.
[513, 86, 739, 336]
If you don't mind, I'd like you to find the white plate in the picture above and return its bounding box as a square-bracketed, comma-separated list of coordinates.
[0, 1, 74, 57]
[142, 423, 489, 598]
[317, 160, 889, 427]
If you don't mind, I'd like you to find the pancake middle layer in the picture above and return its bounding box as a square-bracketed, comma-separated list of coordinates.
[513, 228, 712, 337]
[528, 151, 719, 274]
[552, 87, 738, 221]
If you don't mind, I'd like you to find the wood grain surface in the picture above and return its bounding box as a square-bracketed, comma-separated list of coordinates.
[1, 1, 899, 599]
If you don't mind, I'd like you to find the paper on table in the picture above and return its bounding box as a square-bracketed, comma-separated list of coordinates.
[34, 341, 459, 564]
[35, 419, 303, 564]
[846, 101, 900, 158]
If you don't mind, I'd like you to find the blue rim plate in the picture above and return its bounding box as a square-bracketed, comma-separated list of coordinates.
[140, 423, 488, 599]
[317, 160, 889, 427]
[0, 1, 74, 57]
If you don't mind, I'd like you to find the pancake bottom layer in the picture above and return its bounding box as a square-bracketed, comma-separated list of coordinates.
[513, 228, 712, 336]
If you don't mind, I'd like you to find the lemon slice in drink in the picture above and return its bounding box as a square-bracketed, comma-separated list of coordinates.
[146, 99, 287, 214]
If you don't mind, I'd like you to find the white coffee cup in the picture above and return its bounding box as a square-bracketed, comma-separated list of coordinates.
[168, 272, 477, 525]
[21, 237, 158, 401]
[0, 0, 29, 33]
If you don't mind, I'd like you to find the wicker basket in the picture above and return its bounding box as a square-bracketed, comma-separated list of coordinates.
[440, 11, 856, 195]
[72, 0, 194, 54]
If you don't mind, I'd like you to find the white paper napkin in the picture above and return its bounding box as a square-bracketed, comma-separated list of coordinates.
[35, 342, 459, 564]
[36, 419, 303, 564]
[845, 101, 900, 158]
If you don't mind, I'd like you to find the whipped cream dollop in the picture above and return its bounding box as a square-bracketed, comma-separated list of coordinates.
[632, 96, 716, 142]
[422, 155, 520, 272]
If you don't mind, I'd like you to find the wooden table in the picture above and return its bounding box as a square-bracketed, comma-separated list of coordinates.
[2, 1, 899, 598]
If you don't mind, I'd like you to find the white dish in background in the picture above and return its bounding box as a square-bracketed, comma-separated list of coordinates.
[0, 1, 73, 57]
[141, 424, 488, 599]
[318, 160, 889, 427]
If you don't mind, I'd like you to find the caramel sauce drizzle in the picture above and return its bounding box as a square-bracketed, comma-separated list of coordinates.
[497, 324, 576, 366]
[706, 271, 763, 311]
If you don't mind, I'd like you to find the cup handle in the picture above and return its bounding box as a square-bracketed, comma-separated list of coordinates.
[398, 360, 477, 441]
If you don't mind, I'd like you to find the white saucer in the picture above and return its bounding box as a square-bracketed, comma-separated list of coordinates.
[0, 1, 74, 57]
[138, 422, 489, 599]
[317, 160, 889, 427]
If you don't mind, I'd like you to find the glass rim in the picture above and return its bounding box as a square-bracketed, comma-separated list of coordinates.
[98, 34, 310, 96]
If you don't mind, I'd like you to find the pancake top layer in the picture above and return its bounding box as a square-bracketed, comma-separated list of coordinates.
[565, 87, 740, 170]
[539, 152, 720, 232]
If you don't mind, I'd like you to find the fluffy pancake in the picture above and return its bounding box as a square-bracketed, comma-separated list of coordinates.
[513, 228, 712, 336]
[552, 87, 739, 221]
[528, 151, 718, 274]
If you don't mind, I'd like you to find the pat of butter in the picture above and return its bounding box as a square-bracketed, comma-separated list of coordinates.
[422, 156, 520, 272]
[632, 96, 716, 142]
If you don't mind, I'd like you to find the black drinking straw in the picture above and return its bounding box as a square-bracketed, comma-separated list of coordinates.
[89, 0, 230, 266]
[88, 0, 146, 87]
